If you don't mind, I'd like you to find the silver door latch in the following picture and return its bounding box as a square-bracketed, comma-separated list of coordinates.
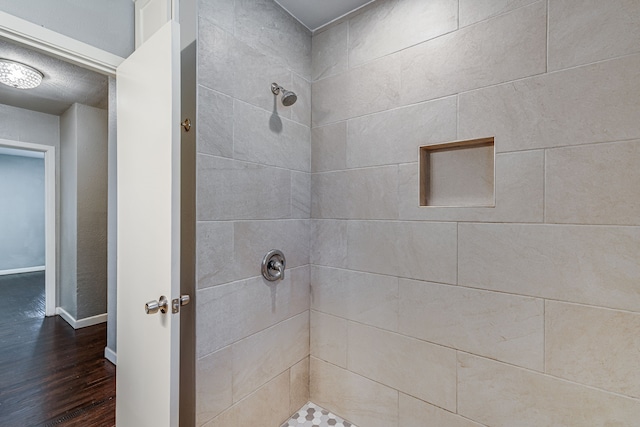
[145, 295, 190, 314]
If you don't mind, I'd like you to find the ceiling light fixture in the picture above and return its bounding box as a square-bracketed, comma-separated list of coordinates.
[0, 59, 44, 89]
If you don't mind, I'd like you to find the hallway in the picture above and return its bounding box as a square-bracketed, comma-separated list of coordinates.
[0, 272, 115, 426]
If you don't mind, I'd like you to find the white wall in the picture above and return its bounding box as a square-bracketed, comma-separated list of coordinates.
[0, 153, 45, 271]
[0, 0, 134, 58]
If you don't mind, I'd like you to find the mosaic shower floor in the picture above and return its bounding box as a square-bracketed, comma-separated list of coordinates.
[281, 402, 357, 427]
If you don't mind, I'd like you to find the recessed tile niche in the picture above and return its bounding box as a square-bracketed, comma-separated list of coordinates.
[420, 137, 495, 207]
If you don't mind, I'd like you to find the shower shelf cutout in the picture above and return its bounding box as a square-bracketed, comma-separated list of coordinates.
[419, 137, 495, 207]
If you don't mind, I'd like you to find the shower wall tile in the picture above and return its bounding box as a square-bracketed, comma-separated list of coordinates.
[346, 97, 457, 168]
[458, 353, 640, 427]
[198, 19, 236, 96]
[232, 312, 309, 402]
[459, 54, 640, 152]
[197, 220, 309, 289]
[399, 1, 546, 106]
[399, 279, 544, 370]
[197, 86, 233, 157]
[310, 220, 348, 268]
[458, 223, 640, 312]
[196, 346, 232, 425]
[291, 74, 312, 127]
[348, 322, 457, 411]
[234, 219, 310, 272]
[459, 0, 539, 27]
[399, 393, 485, 427]
[310, 357, 398, 427]
[398, 151, 544, 223]
[545, 301, 640, 398]
[291, 171, 311, 219]
[346, 221, 457, 284]
[548, 0, 640, 71]
[198, 0, 234, 34]
[289, 357, 310, 415]
[311, 166, 399, 220]
[311, 122, 347, 173]
[348, 0, 458, 68]
[233, 100, 310, 172]
[310, 310, 347, 368]
[545, 140, 640, 225]
[312, 55, 401, 126]
[203, 371, 291, 427]
[196, 266, 310, 357]
[196, 155, 291, 220]
[234, 0, 311, 79]
[196, 221, 235, 288]
[311, 266, 398, 331]
[311, 22, 348, 82]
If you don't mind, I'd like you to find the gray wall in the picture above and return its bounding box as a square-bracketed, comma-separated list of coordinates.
[106, 77, 117, 354]
[0, 0, 134, 58]
[60, 103, 108, 320]
[0, 153, 45, 271]
[194, 0, 312, 425]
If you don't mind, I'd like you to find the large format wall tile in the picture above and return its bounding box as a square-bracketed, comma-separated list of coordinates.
[311, 122, 347, 173]
[347, 221, 457, 284]
[198, 0, 234, 34]
[234, 0, 311, 79]
[348, 0, 457, 68]
[310, 358, 398, 427]
[197, 220, 310, 288]
[311, 166, 399, 219]
[197, 155, 291, 220]
[196, 347, 232, 425]
[459, 0, 539, 27]
[399, 279, 544, 370]
[312, 55, 401, 126]
[459, 54, 640, 152]
[234, 100, 310, 172]
[458, 353, 640, 427]
[348, 323, 457, 411]
[458, 223, 640, 312]
[399, 151, 544, 223]
[197, 86, 233, 157]
[196, 266, 309, 357]
[399, 1, 546, 105]
[310, 310, 347, 368]
[549, 0, 640, 71]
[289, 358, 310, 415]
[311, 266, 398, 331]
[203, 371, 291, 427]
[232, 312, 309, 402]
[546, 140, 640, 225]
[399, 393, 484, 427]
[291, 74, 312, 127]
[546, 301, 640, 398]
[346, 97, 457, 168]
[312, 22, 348, 82]
[291, 171, 311, 219]
[310, 220, 348, 268]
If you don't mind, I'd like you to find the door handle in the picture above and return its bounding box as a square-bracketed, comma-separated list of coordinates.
[145, 294, 190, 314]
[145, 296, 169, 314]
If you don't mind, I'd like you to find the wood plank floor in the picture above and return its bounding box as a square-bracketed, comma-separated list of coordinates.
[0, 272, 116, 427]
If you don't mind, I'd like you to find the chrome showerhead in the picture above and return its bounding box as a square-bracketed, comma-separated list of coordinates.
[271, 82, 297, 106]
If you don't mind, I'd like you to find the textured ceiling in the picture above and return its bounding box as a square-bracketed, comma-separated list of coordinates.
[275, 0, 375, 31]
[0, 37, 108, 116]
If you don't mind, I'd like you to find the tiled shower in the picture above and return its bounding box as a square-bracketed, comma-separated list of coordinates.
[194, 1, 640, 426]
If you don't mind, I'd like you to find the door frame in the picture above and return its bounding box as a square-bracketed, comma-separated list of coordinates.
[0, 139, 56, 315]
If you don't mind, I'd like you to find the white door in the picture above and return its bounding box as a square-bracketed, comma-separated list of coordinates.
[116, 20, 181, 427]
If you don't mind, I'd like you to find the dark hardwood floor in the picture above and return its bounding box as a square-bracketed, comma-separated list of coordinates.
[0, 272, 116, 427]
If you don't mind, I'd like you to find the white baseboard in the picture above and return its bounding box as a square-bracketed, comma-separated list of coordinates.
[0, 265, 45, 276]
[56, 307, 108, 329]
[104, 346, 117, 365]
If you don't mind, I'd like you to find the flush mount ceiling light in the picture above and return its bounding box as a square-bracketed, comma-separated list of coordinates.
[0, 59, 44, 89]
